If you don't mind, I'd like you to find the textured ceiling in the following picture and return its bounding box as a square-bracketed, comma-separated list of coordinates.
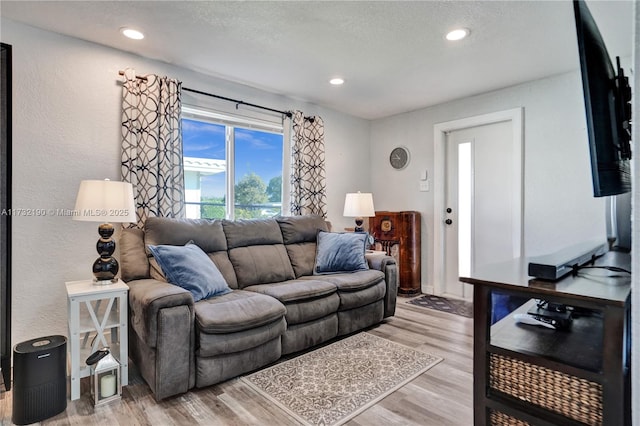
[0, 1, 633, 119]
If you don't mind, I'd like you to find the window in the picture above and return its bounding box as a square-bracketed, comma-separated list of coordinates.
[181, 106, 284, 220]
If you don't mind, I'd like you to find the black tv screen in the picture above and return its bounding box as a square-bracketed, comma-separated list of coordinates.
[573, 0, 632, 197]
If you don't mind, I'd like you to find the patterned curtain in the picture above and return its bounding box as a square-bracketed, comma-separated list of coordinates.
[290, 110, 327, 218]
[121, 68, 185, 228]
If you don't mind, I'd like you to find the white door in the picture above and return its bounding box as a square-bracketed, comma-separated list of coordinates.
[443, 120, 518, 299]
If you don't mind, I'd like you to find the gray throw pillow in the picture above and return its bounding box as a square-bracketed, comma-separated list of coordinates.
[313, 230, 369, 275]
[147, 242, 231, 301]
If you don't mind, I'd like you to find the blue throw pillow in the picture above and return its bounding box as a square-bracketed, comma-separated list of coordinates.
[147, 243, 231, 302]
[313, 230, 369, 275]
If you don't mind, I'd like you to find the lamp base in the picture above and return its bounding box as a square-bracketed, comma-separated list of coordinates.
[354, 217, 365, 233]
[92, 223, 119, 284]
[93, 278, 118, 286]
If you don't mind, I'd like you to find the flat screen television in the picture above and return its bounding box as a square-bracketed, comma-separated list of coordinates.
[573, 0, 632, 197]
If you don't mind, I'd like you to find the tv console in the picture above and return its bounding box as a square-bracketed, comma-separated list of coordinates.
[461, 251, 631, 425]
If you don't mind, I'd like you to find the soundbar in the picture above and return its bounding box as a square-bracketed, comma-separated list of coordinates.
[527, 240, 608, 281]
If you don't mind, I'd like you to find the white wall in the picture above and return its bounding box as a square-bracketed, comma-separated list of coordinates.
[370, 71, 608, 293]
[1, 19, 370, 345]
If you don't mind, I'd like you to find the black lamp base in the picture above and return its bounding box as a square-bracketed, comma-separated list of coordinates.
[92, 223, 119, 285]
[354, 217, 365, 233]
[92, 259, 119, 284]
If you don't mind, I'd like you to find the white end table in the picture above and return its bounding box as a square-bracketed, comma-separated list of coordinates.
[65, 279, 129, 401]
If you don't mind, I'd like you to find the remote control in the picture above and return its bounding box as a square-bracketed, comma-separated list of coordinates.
[513, 313, 556, 329]
[86, 347, 110, 365]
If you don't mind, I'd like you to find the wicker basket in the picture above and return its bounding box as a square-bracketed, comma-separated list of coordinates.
[489, 409, 530, 426]
[489, 353, 602, 426]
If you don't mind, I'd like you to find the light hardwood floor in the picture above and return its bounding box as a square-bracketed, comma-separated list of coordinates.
[0, 301, 474, 426]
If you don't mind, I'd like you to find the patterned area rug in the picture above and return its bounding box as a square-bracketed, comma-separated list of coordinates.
[241, 332, 442, 426]
[406, 294, 474, 318]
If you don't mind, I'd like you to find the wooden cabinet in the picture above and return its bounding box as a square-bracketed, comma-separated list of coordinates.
[369, 211, 421, 295]
[461, 251, 631, 425]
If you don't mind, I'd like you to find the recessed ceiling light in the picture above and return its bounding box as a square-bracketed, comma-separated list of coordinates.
[445, 28, 469, 41]
[329, 78, 345, 86]
[121, 28, 144, 40]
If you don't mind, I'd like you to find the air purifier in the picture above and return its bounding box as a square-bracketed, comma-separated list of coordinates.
[12, 335, 67, 425]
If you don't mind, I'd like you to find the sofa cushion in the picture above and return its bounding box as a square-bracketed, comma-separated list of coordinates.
[148, 243, 231, 302]
[245, 280, 338, 326]
[305, 269, 385, 291]
[207, 251, 239, 289]
[120, 228, 150, 281]
[224, 219, 295, 288]
[244, 279, 336, 303]
[299, 270, 386, 310]
[223, 218, 284, 248]
[277, 215, 328, 244]
[283, 243, 317, 278]
[228, 246, 295, 288]
[144, 217, 238, 288]
[195, 290, 286, 334]
[145, 217, 228, 253]
[277, 215, 329, 278]
[313, 231, 369, 275]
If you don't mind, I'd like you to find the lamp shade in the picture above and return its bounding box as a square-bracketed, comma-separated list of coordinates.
[343, 192, 375, 217]
[73, 180, 136, 223]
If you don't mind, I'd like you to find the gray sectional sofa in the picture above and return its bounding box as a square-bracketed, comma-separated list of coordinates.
[119, 215, 398, 400]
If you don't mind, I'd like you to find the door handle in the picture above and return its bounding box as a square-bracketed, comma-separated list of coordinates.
[445, 219, 453, 225]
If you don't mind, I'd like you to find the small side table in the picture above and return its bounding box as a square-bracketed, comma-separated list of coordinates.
[65, 279, 129, 401]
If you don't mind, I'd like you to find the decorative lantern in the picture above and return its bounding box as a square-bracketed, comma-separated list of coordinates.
[86, 348, 121, 406]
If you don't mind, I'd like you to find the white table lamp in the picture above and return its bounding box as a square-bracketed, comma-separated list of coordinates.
[73, 179, 136, 284]
[343, 192, 375, 232]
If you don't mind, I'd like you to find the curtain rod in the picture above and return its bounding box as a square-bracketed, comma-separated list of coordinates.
[182, 87, 293, 119]
[118, 70, 295, 119]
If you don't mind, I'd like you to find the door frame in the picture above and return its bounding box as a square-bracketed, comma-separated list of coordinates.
[0, 43, 11, 390]
[432, 108, 524, 297]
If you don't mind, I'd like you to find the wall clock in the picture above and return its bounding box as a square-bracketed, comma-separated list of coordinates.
[389, 146, 410, 170]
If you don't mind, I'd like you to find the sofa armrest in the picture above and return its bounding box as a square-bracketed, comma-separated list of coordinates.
[128, 278, 194, 348]
[365, 254, 398, 318]
[128, 278, 196, 400]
